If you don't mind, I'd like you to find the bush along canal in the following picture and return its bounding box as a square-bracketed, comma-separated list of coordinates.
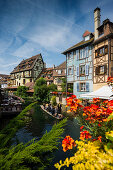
[0, 103, 80, 169]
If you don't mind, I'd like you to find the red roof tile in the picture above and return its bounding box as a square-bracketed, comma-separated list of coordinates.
[83, 30, 91, 37]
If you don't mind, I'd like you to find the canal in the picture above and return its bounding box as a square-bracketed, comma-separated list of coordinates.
[0, 104, 80, 169]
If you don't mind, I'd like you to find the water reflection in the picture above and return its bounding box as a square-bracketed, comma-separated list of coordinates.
[13, 104, 80, 169]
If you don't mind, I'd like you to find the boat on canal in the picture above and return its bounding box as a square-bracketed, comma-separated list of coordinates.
[40, 105, 63, 120]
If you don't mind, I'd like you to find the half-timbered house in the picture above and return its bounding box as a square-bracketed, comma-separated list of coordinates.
[53, 61, 66, 91]
[93, 8, 113, 90]
[62, 31, 94, 97]
[10, 54, 44, 87]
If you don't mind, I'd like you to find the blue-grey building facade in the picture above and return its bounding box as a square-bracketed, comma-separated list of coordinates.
[63, 31, 94, 98]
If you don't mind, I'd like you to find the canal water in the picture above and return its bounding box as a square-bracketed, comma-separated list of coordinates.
[0, 104, 80, 169]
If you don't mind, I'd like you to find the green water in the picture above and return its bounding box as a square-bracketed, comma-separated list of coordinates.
[2, 104, 80, 169]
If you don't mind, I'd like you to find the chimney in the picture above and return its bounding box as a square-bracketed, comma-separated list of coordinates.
[94, 7, 101, 39]
[53, 64, 55, 69]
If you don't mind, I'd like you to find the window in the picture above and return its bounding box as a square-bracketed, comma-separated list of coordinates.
[80, 48, 86, 59]
[58, 70, 62, 74]
[76, 50, 79, 60]
[68, 68, 73, 75]
[85, 46, 89, 58]
[100, 66, 104, 74]
[84, 35, 90, 41]
[95, 46, 108, 58]
[67, 83, 73, 93]
[23, 79, 25, 84]
[80, 83, 86, 91]
[68, 51, 73, 60]
[95, 65, 107, 75]
[77, 82, 89, 92]
[80, 65, 85, 76]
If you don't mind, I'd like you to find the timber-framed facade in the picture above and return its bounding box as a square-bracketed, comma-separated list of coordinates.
[93, 8, 113, 90]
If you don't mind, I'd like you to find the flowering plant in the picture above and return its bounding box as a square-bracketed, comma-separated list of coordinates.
[66, 95, 83, 113]
[107, 76, 113, 87]
[55, 96, 113, 169]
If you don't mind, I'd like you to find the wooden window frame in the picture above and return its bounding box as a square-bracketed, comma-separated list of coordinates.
[95, 45, 108, 58]
[95, 65, 107, 75]
[79, 65, 85, 76]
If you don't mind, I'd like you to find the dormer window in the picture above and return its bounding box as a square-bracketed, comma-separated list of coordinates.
[58, 70, 62, 74]
[84, 35, 90, 41]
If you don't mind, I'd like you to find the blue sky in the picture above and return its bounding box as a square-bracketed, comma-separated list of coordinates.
[0, 0, 113, 74]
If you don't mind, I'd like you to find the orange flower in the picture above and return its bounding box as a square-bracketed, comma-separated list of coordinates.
[62, 136, 76, 152]
[97, 136, 102, 142]
[80, 131, 92, 140]
[66, 95, 83, 113]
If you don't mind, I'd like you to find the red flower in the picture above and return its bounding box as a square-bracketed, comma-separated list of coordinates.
[80, 126, 84, 131]
[62, 136, 76, 152]
[80, 131, 92, 140]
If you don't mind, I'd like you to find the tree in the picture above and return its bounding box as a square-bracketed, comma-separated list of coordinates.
[16, 86, 28, 97]
[48, 83, 57, 92]
[35, 77, 46, 86]
[51, 96, 57, 106]
[61, 78, 66, 92]
[34, 78, 49, 102]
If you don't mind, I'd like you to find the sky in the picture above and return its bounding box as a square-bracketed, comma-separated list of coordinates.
[0, 0, 113, 74]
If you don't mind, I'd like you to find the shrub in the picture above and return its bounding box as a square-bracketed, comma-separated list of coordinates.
[16, 86, 28, 97]
[34, 78, 49, 102]
[51, 96, 57, 106]
[48, 83, 57, 92]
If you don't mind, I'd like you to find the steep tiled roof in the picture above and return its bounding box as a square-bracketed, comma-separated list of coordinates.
[53, 61, 66, 77]
[11, 54, 42, 74]
[62, 37, 94, 54]
[55, 61, 66, 70]
[0, 74, 10, 78]
[25, 82, 34, 90]
[39, 67, 54, 82]
[83, 30, 91, 37]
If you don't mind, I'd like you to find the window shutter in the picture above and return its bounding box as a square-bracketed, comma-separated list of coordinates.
[77, 66, 79, 76]
[77, 83, 79, 92]
[89, 46, 91, 56]
[76, 50, 79, 60]
[105, 45, 108, 54]
[85, 65, 89, 76]
[95, 66, 99, 75]
[104, 65, 107, 74]
[86, 83, 89, 92]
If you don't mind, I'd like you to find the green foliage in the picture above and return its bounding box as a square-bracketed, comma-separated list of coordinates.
[22, 97, 34, 108]
[0, 119, 67, 170]
[51, 96, 57, 106]
[34, 78, 49, 102]
[34, 84, 49, 102]
[16, 86, 28, 97]
[48, 83, 57, 92]
[0, 102, 37, 148]
[35, 77, 46, 86]
[61, 78, 66, 92]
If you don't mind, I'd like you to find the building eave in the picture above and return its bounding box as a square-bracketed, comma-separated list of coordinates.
[93, 33, 113, 45]
[62, 37, 94, 55]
